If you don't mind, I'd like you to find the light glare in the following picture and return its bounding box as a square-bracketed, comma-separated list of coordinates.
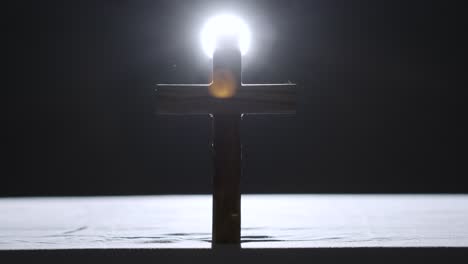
[201, 14, 251, 58]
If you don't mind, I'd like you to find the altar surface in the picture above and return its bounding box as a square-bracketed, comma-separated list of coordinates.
[1, 194, 467, 250]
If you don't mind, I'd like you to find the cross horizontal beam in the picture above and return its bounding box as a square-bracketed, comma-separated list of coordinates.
[155, 83, 296, 115]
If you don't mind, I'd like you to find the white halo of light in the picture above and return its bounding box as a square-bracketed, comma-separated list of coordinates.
[200, 14, 251, 58]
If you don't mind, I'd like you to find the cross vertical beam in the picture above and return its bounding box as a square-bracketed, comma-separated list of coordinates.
[210, 44, 242, 245]
[211, 113, 241, 245]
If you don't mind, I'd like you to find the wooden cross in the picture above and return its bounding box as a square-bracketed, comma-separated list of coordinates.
[156, 38, 295, 246]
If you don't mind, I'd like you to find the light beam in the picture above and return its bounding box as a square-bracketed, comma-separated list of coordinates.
[200, 14, 251, 58]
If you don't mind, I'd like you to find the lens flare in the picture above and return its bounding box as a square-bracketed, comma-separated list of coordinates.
[201, 14, 251, 58]
[209, 69, 237, 98]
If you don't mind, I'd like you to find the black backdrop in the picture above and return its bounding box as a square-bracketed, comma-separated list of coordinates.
[3, 0, 466, 196]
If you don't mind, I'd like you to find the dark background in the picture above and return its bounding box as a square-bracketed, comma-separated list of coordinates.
[3, 0, 466, 196]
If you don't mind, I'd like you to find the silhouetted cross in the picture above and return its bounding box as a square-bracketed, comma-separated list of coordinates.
[156, 39, 295, 246]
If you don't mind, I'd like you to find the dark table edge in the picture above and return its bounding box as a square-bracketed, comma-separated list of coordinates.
[1, 247, 467, 264]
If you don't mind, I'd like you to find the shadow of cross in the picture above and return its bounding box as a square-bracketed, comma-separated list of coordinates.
[156, 43, 296, 247]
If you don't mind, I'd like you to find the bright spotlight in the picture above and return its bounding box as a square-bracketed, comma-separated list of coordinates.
[200, 14, 251, 58]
